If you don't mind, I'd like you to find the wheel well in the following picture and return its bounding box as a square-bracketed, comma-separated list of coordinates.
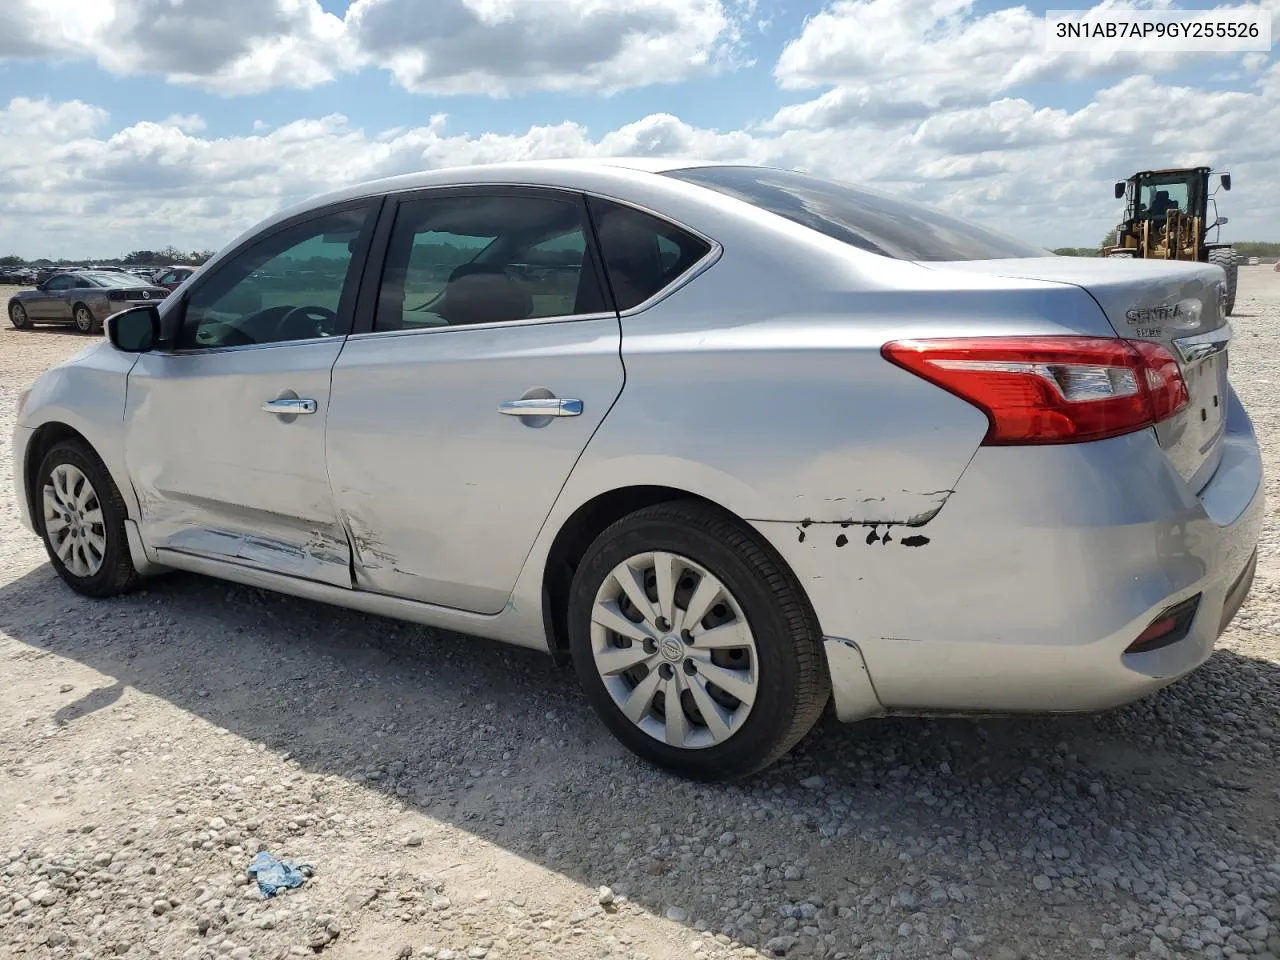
[541, 485, 739, 664]
[24, 423, 92, 519]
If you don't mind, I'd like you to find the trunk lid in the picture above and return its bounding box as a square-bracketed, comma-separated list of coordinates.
[927, 256, 1231, 491]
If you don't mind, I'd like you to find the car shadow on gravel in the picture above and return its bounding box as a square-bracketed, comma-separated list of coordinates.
[3, 561, 1278, 954]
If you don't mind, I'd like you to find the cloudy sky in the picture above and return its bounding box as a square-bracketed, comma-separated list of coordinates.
[0, 0, 1276, 259]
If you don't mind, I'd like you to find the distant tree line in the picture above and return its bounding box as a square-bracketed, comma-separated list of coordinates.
[0, 246, 217, 268]
[1053, 233, 1280, 259]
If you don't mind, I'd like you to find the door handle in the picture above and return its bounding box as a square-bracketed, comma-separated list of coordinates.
[498, 398, 583, 418]
[262, 398, 318, 415]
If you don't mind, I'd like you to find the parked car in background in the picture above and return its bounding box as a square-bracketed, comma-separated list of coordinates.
[10, 159, 1263, 780]
[153, 265, 197, 290]
[1248, 257, 1261, 266]
[36, 266, 83, 284]
[8, 270, 169, 333]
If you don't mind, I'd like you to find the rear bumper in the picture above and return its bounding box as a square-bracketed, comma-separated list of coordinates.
[755, 387, 1264, 720]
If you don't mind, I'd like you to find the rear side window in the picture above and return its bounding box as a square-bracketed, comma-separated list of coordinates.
[374, 192, 607, 332]
[664, 166, 1048, 262]
[587, 197, 711, 311]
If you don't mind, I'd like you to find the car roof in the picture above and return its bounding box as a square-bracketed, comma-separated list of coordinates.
[213, 158, 762, 267]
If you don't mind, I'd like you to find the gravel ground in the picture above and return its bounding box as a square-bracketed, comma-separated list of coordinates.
[2, 269, 1280, 960]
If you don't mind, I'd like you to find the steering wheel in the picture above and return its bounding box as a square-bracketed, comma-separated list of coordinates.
[275, 305, 338, 341]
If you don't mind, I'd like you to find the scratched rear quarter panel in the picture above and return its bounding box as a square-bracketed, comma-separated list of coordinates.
[557, 211, 1120, 527]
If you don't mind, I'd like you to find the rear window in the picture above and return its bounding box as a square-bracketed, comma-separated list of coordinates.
[82, 273, 137, 288]
[664, 166, 1049, 262]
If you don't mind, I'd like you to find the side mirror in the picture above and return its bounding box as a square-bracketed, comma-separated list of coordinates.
[106, 305, 160, 353]
[1214, 216, 1229, 227]
[1114, 181, 1126, 200]
[1220, 174, 1232, 191]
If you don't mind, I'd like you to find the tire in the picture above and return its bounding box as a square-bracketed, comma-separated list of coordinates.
[72, 303, 100, 334]
[9, 301, 32, 330]
[567, 500, 831, 781]
[1209, 248, 1237, 315]
[35, 440, 140, 598]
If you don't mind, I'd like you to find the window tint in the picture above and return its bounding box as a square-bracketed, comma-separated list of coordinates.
[375, 193, 605, 332]
[587, 197, 711, 311]
[1139, 181, 1190, 218]
[178, 205, 371, 350]
[664, 166, 1048, 262]
[84, 273, 134, 288]
[45, 275, 75, 291]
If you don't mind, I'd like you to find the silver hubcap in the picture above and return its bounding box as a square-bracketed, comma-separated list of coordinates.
[590, 551, 758, 750]
[43, 464, 106, 578]
[13, 306, 25, 323]
[76, 308, 92, 330]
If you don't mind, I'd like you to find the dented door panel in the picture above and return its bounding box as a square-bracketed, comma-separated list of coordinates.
[327, 318, 624, 614]
[124, 340, 353, 587]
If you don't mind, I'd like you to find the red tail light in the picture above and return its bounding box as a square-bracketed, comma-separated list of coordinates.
[881, 336, 1190, 445]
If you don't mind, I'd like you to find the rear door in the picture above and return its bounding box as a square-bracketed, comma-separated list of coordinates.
[326, 186, 624, 614]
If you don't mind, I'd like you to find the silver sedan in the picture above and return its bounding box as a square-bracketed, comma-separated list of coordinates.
[12, 159, 1264, 780]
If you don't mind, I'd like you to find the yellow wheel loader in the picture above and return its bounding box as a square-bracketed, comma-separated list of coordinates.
[1103, 167, 1237, 315]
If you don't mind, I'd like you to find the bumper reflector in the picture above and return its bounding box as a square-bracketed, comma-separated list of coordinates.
[1125, 594, 1201, 654]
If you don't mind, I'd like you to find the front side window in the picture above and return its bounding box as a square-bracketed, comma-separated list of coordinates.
[178, 205, 372, 350]
[587, 197, 712, 311]
[664, 165, 1048, 262]
[45, 275, 75, 292]
[374, 192, 606, 332]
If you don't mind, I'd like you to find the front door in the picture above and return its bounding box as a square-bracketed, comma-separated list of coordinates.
[25, 274, 76, 319]
[123, 200, 379, 586]
[327, 187, 625, 613]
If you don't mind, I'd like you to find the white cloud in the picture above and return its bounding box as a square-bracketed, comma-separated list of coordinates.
[0, 0, 1276, 258]
[3, 59, 1279, 260]
[0, 0, 749, 96]
[346, 0, 747, 96]
[773, 0, 1279, 119]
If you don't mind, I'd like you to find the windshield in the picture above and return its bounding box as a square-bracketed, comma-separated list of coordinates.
[1137, 178, 1193, 219]
[664, 165, 1049, 262]
[82, 272, 142, 287]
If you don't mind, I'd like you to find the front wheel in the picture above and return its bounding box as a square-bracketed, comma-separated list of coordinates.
[567, 500, 830, 781]
[1209, 248, 1237, 315]
[36, 441, 140, 598]
[9, 302, 32, 329]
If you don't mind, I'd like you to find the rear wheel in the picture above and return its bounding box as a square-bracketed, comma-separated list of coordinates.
[9, 302, 32, 329]
[72, 303, 99, 334]
[567, 500, 830, 781]
[1209, 248, 1237, 315]
[35, 440, 140, 598]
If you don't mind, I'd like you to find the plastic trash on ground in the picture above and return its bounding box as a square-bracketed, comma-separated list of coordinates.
[246, 851, 314, 897]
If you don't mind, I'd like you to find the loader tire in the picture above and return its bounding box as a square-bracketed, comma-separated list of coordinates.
[1210, 247, 1237, 316]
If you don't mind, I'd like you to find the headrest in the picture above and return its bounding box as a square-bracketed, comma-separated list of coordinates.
[435, 267, 532, 326]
